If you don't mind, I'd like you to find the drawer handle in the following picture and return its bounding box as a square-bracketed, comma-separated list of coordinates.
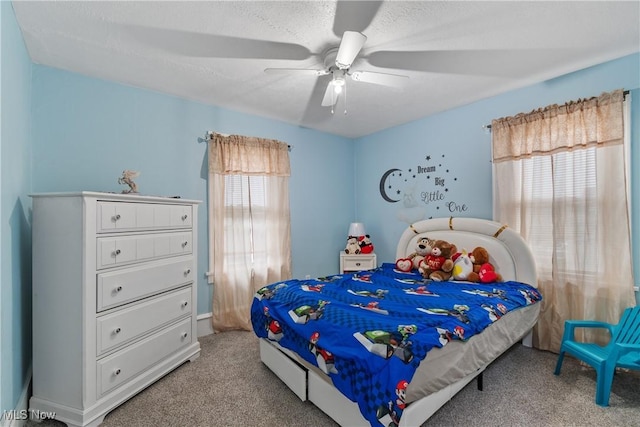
[113, 214, 121, 221]
[115, 286, 123, 293]
[182, 241, 188, 248]
[181, 332, 188, 339]
[355, 262, 361, 266]
[182, 214, 188, 221]
[184, 268, 191, 276]
[113, 249, 121, 256]
[114, 368, 121, 376]
[114, 327, 121, 334]
[181, 301, 188, 308]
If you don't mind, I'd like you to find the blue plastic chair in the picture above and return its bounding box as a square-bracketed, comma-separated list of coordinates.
[554, 306, 640, 406]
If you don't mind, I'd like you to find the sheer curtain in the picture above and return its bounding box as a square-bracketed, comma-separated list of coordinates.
[492, 89, 635, 352]
[208, 133, 292, 332]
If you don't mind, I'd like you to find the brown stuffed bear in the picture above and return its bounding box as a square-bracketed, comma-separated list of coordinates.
[467, 246, 503, 283]
[418, 240, 457, 281]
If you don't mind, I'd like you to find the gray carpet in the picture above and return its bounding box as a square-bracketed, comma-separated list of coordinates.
[27, 331, 639, 427]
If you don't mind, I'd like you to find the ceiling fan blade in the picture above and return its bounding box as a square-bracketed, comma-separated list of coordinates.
[366, 49, 573, 77]
[333, 0, 383, 36]
[119, 23, 312, 60]
[321, 82, 340, 107]
[350, 71, 409, 88]
[335, 31, 367, 69]
[264, 68, 328, 76]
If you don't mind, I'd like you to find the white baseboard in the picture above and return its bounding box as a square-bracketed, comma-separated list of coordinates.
[197, 312, 214, 337]
[1, 367, 32, 427]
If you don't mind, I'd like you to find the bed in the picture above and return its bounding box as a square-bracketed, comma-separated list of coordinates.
[251, 217, 541, 426]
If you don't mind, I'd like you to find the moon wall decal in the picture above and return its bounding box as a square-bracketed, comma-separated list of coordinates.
[379, 168, 401, 203]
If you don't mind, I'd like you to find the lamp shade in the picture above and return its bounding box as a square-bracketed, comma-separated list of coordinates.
[348, 222, 366, 237]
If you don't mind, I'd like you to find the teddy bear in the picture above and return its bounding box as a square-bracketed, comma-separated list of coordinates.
[358, 234, 374, 254]
[418, 239, 457, 281]
[467, 246, 503, 283]
[411, 237, 434, 269]
[344, 236, 361, 254]
[395, 236, 434, 272]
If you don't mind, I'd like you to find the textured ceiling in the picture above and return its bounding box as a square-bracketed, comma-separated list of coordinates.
[12, 1, 640, 138]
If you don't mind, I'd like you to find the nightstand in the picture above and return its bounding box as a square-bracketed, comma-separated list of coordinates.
[340, 252, 377, 273]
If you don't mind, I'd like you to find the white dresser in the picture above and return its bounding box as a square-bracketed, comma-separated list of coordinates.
[29, 192, 201, 427]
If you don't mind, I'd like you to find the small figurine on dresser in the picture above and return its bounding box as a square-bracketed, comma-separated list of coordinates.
[118, 169, 140, 194]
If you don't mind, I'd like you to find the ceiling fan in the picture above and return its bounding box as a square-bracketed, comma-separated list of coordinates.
[264, 31, 409, 113]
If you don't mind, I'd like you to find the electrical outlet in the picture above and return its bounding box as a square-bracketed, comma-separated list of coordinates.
[634, 285, 639, 292]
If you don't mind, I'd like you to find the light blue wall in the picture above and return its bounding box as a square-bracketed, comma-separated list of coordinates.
[355, 53, 640, 305]
[2, 7, 638, 415]
[1, 0, 33, 414]
[30, 66, 355, 315]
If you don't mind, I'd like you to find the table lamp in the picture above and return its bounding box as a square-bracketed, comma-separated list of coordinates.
[348, 222, 366, 237]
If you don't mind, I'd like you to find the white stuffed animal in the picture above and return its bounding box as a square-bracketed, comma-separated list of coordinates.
[344, 236, 361, 254]
[452, 249, 474, 280]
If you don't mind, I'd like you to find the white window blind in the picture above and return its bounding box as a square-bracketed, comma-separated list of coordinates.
[223, 175, 265, 267]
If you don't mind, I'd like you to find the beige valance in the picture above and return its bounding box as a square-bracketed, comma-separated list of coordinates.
[208, 133, 291, 176]
[491, 89, 624, 163]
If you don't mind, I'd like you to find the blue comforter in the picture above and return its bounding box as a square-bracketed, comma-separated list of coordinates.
[251, 263, 541, 426]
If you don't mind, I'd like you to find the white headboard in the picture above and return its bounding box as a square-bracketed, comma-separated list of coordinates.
[396, 217, 537, 287]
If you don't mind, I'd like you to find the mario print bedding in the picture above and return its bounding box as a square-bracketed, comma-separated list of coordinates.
[251, 263, 541, 426]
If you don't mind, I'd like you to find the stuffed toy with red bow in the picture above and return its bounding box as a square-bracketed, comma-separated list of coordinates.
[358, 235, 374, 254]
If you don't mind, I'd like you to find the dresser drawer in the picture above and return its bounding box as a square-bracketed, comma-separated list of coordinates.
[97, 257, 194, 311]
[97, 202, 192, 233]
[96, 231, 192, 269]
[97, 287, 192, 355]
[97, 317, 192, 397]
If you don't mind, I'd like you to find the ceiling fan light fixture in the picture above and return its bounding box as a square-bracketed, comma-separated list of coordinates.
[333, 75, 346, 85]
[264, 29, 407, 115]
[331, 74, 346, 93]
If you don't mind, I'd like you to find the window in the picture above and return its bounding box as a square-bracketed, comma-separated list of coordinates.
[507, 148, 599, 276]
[223, 175, 268, 268]
[492, 90, 635, 352]
[207, 133, 291, 331]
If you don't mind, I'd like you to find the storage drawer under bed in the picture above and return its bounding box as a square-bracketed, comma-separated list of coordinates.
[259, 339, 307, 401]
